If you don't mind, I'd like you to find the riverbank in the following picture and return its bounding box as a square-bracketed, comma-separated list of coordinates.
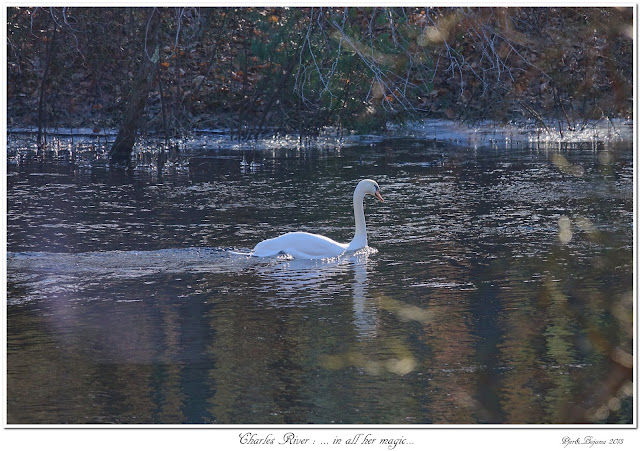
[7, 7, 633, 141]
[7, 118, 634, 153]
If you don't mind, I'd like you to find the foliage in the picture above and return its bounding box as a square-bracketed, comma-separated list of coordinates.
[6, 7, 633, 139]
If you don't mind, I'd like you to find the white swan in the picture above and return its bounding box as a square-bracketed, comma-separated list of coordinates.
[252, 179, 384, 259]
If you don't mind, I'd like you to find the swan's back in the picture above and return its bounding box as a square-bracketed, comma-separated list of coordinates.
[252, 232, 348, 259]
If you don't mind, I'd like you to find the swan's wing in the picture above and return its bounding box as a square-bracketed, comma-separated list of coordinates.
[252, 232, 347, 259]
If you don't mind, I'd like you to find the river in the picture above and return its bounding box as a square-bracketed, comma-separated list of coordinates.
[6, 128, 634, 424]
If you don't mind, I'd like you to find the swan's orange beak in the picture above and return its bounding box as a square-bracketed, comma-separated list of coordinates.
[375, 191, 384, 202]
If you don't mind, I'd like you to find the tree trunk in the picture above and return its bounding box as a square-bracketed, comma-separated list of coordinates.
[37, 18, 58, 149]
[109, 8, 161, 167]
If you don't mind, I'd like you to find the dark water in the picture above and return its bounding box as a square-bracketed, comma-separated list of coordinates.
[6, 137, 634, 424]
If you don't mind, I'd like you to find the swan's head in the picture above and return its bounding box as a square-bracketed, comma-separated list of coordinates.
[357, 179, 384, 202]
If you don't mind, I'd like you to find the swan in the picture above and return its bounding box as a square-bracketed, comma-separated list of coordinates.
[252, 179, 384, 259]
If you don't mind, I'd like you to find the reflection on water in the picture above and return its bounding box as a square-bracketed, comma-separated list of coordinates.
[6, 137, 633, 424]
[351, 253, 377, 339]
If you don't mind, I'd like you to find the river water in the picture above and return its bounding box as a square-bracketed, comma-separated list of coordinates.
[6, 133, 634, 424]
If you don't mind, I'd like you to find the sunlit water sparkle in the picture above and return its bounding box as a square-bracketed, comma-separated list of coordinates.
[6, 131, 633, 424]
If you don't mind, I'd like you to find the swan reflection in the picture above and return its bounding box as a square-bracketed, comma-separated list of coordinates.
[351, 252, 377, 339]
[253, 249, 378, 337]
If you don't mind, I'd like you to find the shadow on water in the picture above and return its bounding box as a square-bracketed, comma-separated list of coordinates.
[6, 132, 634, 424]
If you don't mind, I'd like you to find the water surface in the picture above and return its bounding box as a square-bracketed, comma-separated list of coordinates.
[6, 137, 633, 424]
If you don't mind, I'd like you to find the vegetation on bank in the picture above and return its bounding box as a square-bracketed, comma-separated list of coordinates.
[7, 7, 633, 146]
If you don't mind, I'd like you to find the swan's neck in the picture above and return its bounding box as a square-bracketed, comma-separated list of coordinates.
[348, 189, 367, 250]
